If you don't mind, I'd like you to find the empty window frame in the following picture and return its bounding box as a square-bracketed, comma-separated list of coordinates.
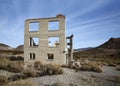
[47, 53, 54, 60]
[48, 37, 59, 47]
[30, 53, 35, 59]
[29, 22, 39, 31]
[30, 37, 39, 46]
[48, 21, 59, 30]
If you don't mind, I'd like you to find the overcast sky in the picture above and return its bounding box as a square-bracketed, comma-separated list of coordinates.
[0, 0, 120, 49]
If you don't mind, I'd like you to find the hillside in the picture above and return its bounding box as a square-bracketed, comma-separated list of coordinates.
[97, 38, 120, 49]
[74, 38, 120, 63]
[15, 45, 24, 51]
[0, 43, 23, 55]
[0, 43, 13, 51]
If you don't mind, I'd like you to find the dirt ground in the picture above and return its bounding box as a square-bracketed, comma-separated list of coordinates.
[27, 65, 120, 86]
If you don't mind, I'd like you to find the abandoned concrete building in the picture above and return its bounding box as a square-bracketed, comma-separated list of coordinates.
[24, 14, 73, 65]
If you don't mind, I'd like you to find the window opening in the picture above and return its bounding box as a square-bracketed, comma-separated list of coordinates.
[48, 53, 54, 60]
[30, 53, 35, 59]
[30, 37, 39, 47]
[48, 21, 59, 30]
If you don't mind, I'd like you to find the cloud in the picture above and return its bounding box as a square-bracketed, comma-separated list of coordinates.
[0, 0, 120, 48]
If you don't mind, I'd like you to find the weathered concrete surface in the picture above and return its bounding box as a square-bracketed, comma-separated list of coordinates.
[24, 14, 67, 65]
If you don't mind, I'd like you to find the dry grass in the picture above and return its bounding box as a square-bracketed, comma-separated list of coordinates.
[51, 83, 74, 86]
[34, 61, 63, 75]
[7, 62, 24, 73]
[23, 68, 37, 77]
[44, 64, 63, 75]
[0, 57, 23, 73]
[4, 79, 37, 86]
[22, 61, 63, 78]
[51, 83, 66, 86]
[61, 64, 70, 68]
[117, 67, 120, 71]
[0, 75, 8, 85]
[34, 61, 42, 70]
[114, 76, 120, 83]
[0, 57, 9, 69]
[107, 62, 117, 67]
[80, 63, 102, 73]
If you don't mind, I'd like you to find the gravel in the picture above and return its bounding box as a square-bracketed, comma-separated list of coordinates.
[27, 65, 120, 86]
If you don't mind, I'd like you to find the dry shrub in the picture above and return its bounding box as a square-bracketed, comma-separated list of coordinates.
[117, 67, 120, 71]
[44, 64, 63, 75]
[80, 63, 102, 73]
[9, 74, 23, 81]
[34, 61, 43, 70]
[51, 83, 66, 86]
[7, 62, 23, 73]
[61, 64, 70, 68]
[5, 79, 37, 86]
[23, 68, 37, 77]
[0, 57, 9, 69]
[92, 66, 102, 73]
[0, 57, 24, 73]
[0, 75, 8, 85]
[107, 62, 117, 67]
[80, 63, 93, 71]
[34, 61, 63, 75]
[114, 76, 120, 83]
[34, 61, 42, 68]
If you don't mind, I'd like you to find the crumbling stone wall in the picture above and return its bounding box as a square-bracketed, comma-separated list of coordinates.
[24, 14, 67, 65]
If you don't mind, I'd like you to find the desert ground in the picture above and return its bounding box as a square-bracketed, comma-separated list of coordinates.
[0, 57, 120, 86]
[27, 65, 120, 86]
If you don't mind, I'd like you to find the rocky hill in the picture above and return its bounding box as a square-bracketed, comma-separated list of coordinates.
[15, 45, 24, 51]
[97, 38, 120, 49]
[73, 38, 120, 63]
[0, 43, 13, 51]
[0, 43, 23, 55]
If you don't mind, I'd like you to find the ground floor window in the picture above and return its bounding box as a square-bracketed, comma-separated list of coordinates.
[47, 53, 54, 60]
[30, 53, 35, 59]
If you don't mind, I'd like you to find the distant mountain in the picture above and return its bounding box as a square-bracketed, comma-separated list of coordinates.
[97, 38, 120, 49]
[74, 47, 93, 52]
[74, 38, 120, 60]
[0, 43, 13, 51]
[15, 45, 24, 51]
[0, 43, 23, 55]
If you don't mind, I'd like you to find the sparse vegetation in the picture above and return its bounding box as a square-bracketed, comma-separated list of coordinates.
[34, 61, 63, 75]
[34, 61, 42, 70]
[0, 56, 24, 73]
[107, 62, 117, 67]
[7, 62, 23, 73]
[80, 63, 102, 73]
[51, 83, 66, 86]
[44, 64, 63, 75]
[8, 55, 24, 61]
[23, 68, 37, 77]
[0, 57, 9, 69]
[0, 75, 8, 85]
[117, 67, 120, 71]
[114, 76, 120, 83]
[4, 79, 37, 86]
[62, 62, 103, 73]
[61, 64, 70, 68]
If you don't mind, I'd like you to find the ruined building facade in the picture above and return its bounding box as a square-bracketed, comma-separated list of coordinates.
[24, 14, 69, 65]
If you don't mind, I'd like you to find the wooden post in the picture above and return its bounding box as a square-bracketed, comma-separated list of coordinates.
[66, 34, 73, 65]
